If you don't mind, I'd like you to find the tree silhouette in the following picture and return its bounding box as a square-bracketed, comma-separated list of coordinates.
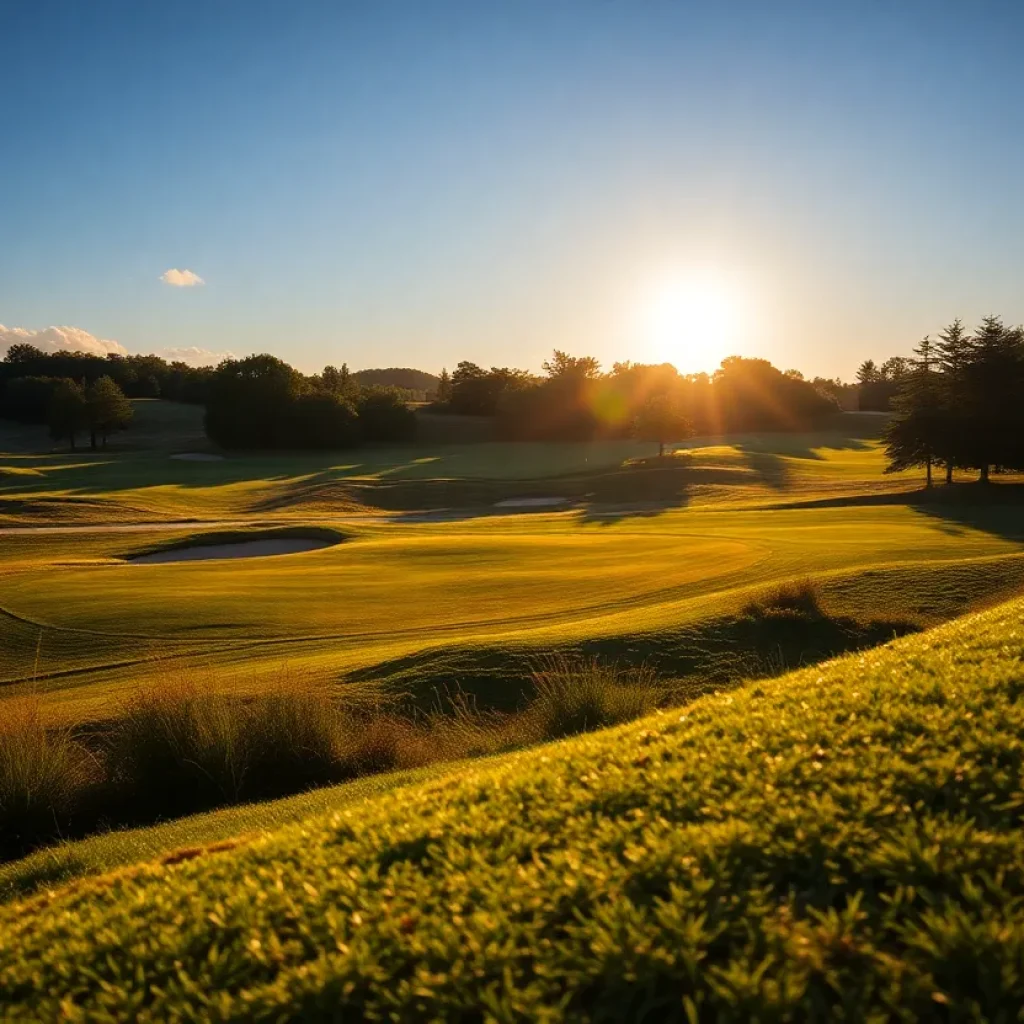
[85, 376, 133, 448]
[634, 392, 693, 457]
[47, 379, 87, 450]
[933, 318, 973, 483]
[884, 336, 942, 486]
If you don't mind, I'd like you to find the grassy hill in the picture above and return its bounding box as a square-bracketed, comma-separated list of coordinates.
[352, 367, 439, 393]
[4, 597, 1024, 1018]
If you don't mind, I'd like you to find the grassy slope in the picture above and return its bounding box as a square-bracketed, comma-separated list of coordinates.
[0, 762, 460, 905]
[4, 599, 1024, 1018]
[3, 499, 1024, 719]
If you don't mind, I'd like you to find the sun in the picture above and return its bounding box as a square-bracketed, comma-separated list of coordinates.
[639, 271, 745, 373]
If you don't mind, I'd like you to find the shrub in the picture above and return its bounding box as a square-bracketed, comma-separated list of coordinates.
[527, 658, 663, 739]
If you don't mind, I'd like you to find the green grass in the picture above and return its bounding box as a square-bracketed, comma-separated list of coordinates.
[0, 761, 458, 904]
[3, 498, 1024, 725]
[0, 409, 909, 524]
[4, 597, 1024, 1018]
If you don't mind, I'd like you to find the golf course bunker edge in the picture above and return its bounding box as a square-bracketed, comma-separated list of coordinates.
[126, 530, 343, 564]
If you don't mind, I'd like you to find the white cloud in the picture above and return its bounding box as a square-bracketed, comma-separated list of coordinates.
[0, 324, 128, 358]
[160, 268, 205, 288]
[159, 346, 234, 367]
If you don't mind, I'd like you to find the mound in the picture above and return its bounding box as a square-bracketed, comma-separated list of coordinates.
[3, 599, 1024, 1017]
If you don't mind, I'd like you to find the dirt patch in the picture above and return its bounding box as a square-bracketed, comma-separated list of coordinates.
[127, 537, 336, 564]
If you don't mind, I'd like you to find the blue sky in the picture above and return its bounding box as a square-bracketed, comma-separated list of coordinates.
[2, 1, 1023, 378]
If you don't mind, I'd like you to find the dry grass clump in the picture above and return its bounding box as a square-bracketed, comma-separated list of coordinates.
[2, 658, 677, 859]
[742, 578, 824, 619]
[110, 677, 356, 810]
[0, 697, 97, 857]
[527, 657, 664, 739]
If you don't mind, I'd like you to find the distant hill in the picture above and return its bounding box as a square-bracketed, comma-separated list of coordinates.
[352, 367, 439, 394]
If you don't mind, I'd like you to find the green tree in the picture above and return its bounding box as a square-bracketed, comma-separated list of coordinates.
[963, 316, 1024, 481]
[633, 392, 694, 457]
[879, 356, 912, 380]
[320, 363, 357, 401]
[47, 379, 87, 450]
[856, 359, 879, 385]
[933, 318, 973, 483]
[542, 351, 601, 380]
[204, 354, 305, 449]
[884, 336, 943, 487]
[85, 375, 133, 448]
[3, 343, 45, 364]
[436, 367, 452, 404]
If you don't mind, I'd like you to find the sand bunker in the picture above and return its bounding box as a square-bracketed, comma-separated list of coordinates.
[128, 538, 334, 564]
[494, 497, 569, 508]
[171, 453, 225, 462]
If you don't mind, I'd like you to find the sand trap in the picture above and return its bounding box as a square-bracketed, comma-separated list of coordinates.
[494, 497, 569, 508]
[128, 538, 334, 564]
[171, 452, 225, 462]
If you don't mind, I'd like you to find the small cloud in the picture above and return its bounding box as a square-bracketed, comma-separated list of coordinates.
[160, 346, 234, 367]
[160, 268, 205, 288]
[0, 324, 127, 358]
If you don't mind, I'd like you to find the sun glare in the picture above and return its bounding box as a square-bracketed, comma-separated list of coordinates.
[639, 272, 745, 373]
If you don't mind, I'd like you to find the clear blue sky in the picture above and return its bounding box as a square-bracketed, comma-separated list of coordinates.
[2, 0, 1023, 379]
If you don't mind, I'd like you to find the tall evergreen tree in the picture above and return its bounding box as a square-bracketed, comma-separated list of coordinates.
[963, 316, 1024, 481]
[933, 318, 973, 483]
[884, 336, 943, 486]
[856, 359, 879, 385]
[436, 367, 452, 404]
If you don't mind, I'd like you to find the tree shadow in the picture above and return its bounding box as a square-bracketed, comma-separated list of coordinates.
[345, 599, 918, 714]
[764, 482, 1024, 545]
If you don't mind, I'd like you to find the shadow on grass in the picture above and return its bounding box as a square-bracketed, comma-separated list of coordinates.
[347, 584, 918, 714]
[763, 482, 1024, 544]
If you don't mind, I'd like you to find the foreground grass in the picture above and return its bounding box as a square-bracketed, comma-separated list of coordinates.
[4, 598, 1024, 1018]
[0, 762, 456, 905]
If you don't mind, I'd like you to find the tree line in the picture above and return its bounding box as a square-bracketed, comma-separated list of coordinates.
[0, 344, 214, 413]
[40, 376, 134, 450]
[204, 355, 416, 449]
[884, 316, 1024, 484]
[432, 352, 840, 446]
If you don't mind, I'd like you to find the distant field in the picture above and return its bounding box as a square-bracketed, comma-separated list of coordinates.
[0, 408, 912, 525]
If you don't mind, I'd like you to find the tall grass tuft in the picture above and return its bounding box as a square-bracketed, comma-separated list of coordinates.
[237, 681, 348, 797]
[527, 657, 664, 739]
[742, 578, 824, 620]
[109, 680, 250, 813]
[0, 697, 96, 857]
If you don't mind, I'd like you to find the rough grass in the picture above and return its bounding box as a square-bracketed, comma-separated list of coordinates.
[3, 599, 1024, 1017]
[527, 657, 665, 738]
[0, 664, 669, 858]
[0, 698, 98, 854]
